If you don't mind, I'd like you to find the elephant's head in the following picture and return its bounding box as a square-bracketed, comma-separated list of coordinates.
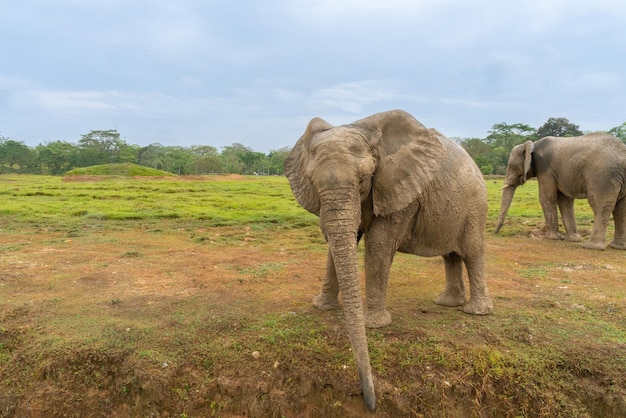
[283, 110, 446, 410]
[494, 140, 534, 233]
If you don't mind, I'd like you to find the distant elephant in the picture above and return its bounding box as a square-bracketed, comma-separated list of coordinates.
[495, 133, 626, 250]
[284, 110, 493, 411]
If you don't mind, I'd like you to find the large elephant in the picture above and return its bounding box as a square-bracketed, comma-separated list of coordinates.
[284, 110, 493, 411]
[495, 133, 626, 250]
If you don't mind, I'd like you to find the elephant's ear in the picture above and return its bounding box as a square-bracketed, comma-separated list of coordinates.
[354, 110, 447, 217]
[522, 140, 534, 181]
[283, 117, 333, 216]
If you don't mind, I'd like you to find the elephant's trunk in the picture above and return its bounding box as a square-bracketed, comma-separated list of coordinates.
[494, 184, 517, 233]
[320, 191, 376, 411]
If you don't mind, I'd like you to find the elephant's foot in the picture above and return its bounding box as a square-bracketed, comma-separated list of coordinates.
[564, 233, 582, 242]
[609, 240, 626, 250]
[312, 293, 339, 311]
[544, 231, 563, 240]
[463, 297, 493, 315]
[434, 291, 465, 307]
[365, 309, 392, 328]
[581, 240, 606, 251]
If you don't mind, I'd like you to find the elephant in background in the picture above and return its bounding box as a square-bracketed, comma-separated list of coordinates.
[284, 110, 493, 411]
[495, 132, 626, 250]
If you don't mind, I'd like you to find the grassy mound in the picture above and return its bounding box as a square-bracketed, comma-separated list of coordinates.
[65, 163, 175, 177]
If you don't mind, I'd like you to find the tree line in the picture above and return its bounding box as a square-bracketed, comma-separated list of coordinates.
[1, 118, 625, 176]
[0, 130, 290, 176]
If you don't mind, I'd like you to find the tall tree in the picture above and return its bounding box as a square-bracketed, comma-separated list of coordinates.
[485, 123, 537, 174]
[37, 141, 77, 175]
[220, 143, 248, 174]
[138, 143, 166, 170]
[189, 145, 221, 174]
[0, 138, 35, 173]
[460, 138, 495, 174]
[78, 129, 127, 165]
[536, 117, 583, 138]
[267, 147, 291, 175]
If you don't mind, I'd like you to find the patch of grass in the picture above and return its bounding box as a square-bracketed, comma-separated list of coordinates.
[0, 174, 316, 231]
[65, 163, 175, 177]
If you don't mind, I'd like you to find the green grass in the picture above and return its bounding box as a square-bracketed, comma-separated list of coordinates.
[1, 174, 624, 417]
[65, 163, 175, 177]
[0, 174, 593, 233]
[0, 174, 318, 230]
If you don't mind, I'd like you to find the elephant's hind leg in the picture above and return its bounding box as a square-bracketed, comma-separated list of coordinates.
[558, 194, 582, 242]
[582, 192, 616, 250]
[435, 253, 466, 307]
[609, 197, 626, 250]
[461, 254, 493, 315]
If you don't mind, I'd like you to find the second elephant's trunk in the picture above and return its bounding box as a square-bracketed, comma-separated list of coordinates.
[494, 184, 517, 233]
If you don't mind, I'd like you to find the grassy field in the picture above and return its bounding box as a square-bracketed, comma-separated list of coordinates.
[0, 174, 624, 417]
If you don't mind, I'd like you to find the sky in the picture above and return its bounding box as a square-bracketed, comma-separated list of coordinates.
[1, 0, 625, 153]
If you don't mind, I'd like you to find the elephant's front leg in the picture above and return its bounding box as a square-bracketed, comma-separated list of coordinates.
[434, 253, 466, 307]
[312, 248, 340, 310]
[538, 182, 562, 240]
[364, 223, 399, 328]
[557, 193, 582, 242]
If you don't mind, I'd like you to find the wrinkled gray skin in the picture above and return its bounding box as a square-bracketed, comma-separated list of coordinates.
[495, 133, 626, 250]
[284, 110, 492, 411]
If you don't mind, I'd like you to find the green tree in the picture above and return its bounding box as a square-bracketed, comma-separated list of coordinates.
[485, 123, 536, 174]
[137, 143, 166, 170]
[77, 129, 127, 165]
[220, 144, 248, 174]
[160, 146, 194, 174]
[0, 137, 36, 173]
[536, 117, 583, 138]
[118, 143, 141, 164]
[37, 141, 77, 175]
[460, 138, 495, 174]
[609, 122, 626, 143]
[267, 147, 290, 175]
[189, 145, 221, 174]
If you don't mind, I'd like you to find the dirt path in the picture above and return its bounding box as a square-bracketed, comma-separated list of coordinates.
[1, 222, 625, 417]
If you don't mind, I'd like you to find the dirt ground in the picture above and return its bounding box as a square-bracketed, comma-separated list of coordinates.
[1, 220, 625, 417]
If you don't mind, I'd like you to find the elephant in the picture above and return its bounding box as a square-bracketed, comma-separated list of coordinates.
[495, 132, 626, 250]
[284, 109, 493, 411]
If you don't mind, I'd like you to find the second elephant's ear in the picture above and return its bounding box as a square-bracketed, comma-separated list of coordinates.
[522, 140, 534, 181]
[354, 110, 447, 217]
[283, 117, 333, 216]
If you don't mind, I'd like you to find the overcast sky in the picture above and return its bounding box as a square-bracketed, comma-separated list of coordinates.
[1, 0, 625, 153]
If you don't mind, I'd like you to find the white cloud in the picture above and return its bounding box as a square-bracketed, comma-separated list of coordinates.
[308, 80, 405, 113]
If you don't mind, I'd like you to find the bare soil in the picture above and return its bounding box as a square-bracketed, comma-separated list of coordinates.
[1, 221, 625, 417]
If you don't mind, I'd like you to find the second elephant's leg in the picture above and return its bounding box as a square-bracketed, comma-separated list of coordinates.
[538, 181, 562, 240]
[434, 253, 466, 307]
[312, 248, 340, 310]
[558, 193, 582, 241]
[582, 191, 616, 250]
